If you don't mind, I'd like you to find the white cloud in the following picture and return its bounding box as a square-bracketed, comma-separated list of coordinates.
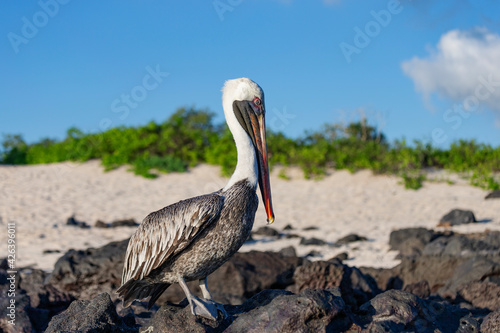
[402, 27, 500, 114]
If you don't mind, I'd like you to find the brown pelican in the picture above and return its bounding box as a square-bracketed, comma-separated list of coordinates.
[117, 77, 275, 320]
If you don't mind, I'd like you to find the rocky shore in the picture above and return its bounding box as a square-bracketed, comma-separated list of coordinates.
[2, 224, 500, 332]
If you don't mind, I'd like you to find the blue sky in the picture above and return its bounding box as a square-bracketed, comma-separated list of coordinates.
[1, 0, 500, 147]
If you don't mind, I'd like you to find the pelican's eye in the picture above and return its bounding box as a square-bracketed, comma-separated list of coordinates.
[253, 97, 261, 106]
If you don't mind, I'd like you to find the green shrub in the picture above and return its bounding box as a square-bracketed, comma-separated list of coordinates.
[1, 108, 498, 191]
[130, 155, 187, 178]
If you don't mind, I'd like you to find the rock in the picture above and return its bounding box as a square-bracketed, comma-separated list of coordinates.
[389, 228, 442, 258]
[95, 219, 139, 228]
[148, 288, 351, 333]
[332, 252, 349, 261]
[359, 266, 402, 291]
[251, 226, 280, 237]
[204, 251, 302, 305]
[303, 226, 319, 231]
[423, 232, 500, 258]
[19, 268, 74, 310]
[401, 256, 464, 292]
[458, 280, 500, 311]
[48, 237, 302, 307]
[482, 308, 500, 332]
[66, 215, 90, 228]
[0, 293, 35, 333]
[403, 280, 430, 299]
[45, 292, 136, 333]
[439, 256, 500, 299]
[154, 251, 303, 306]
[485, 190, 500, 200]
[358, 289, 476, 332]
[438, 209, 476, 227]
[291, 260, 379, 309]
[337, 234, 367, 245]
[111, 219, 139, 227]
[95, 220, 108, 228]
[283, 224, 294, 230]
[279, 246, 297, 257]
[47, 239, 129, 300]
[300, 237, 327, 246]
[42, 249, 61, 254]
[285, 233, 300, 239]
[0, 258, 8, 270]
[226, 288, 351, 333]
[145, 298, 224, 332]
[305, 250, 322, 258]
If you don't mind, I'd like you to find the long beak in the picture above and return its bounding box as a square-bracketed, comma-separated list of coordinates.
[232, 100, 275, 224]
[249, 112, 275, 224]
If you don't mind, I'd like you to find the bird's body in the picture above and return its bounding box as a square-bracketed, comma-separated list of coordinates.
[117, 78, 274, 320]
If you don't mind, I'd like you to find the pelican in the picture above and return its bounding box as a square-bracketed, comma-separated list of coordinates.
[117, 77, 275, 320]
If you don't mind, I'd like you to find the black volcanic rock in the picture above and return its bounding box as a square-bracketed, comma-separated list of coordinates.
[202, 251, 302, 305]
[66, 215, 90, 228]
[358, 289, 479, 332]
[423, 232, 500, 258]
[291, 260, 379, 310]
[46, 239, 129, 300]
[148, 288, 351, 333]
[279, 246, 297, 258]
[458, 280, 500, 311]
[403, 280, 431, 299]
[438, 209, 476, 226]
[226, 288, 351, 333]
[389, 227, 443, 258]
[46, 238, 301, 307]
[300, 237, 327, 246]
[337, 233, 367, 245]
[31, 230, 500, 332]
[482, 308, 500, 332]
[156, 251, 302, 306]
[251, 226, 280, 237]
[0, 293, 35, 333]
[485, 190, 500, 200]
[95, 219, 139, 228]
[439, 256, 500, 299]
[45, 293, 136, 333]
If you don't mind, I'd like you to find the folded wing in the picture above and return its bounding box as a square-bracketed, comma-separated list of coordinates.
[121, 193, 224, 285]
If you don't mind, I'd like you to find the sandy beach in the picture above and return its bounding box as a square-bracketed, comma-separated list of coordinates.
[1, 160, 499, 272]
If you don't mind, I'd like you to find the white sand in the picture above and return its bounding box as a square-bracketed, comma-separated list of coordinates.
[0, 161, 499, 272]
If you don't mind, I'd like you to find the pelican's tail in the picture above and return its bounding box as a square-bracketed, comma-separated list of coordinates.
[117, 280, 170, 309]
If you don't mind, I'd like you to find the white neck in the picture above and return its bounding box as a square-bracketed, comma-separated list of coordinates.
[222, 102, 258, 191]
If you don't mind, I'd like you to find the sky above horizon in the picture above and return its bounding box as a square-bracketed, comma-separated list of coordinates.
[1, 0, 500, 147]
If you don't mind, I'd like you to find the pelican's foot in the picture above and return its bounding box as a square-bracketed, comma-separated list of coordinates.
[190, 296, 227, 320]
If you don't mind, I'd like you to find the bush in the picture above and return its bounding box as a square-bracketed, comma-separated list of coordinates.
[1, 108, 498, 191]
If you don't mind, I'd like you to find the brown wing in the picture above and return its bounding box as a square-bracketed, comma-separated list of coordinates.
[121, 193, 224, 284]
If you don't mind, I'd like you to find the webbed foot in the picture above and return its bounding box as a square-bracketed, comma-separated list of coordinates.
[190, 296, 227, 320]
